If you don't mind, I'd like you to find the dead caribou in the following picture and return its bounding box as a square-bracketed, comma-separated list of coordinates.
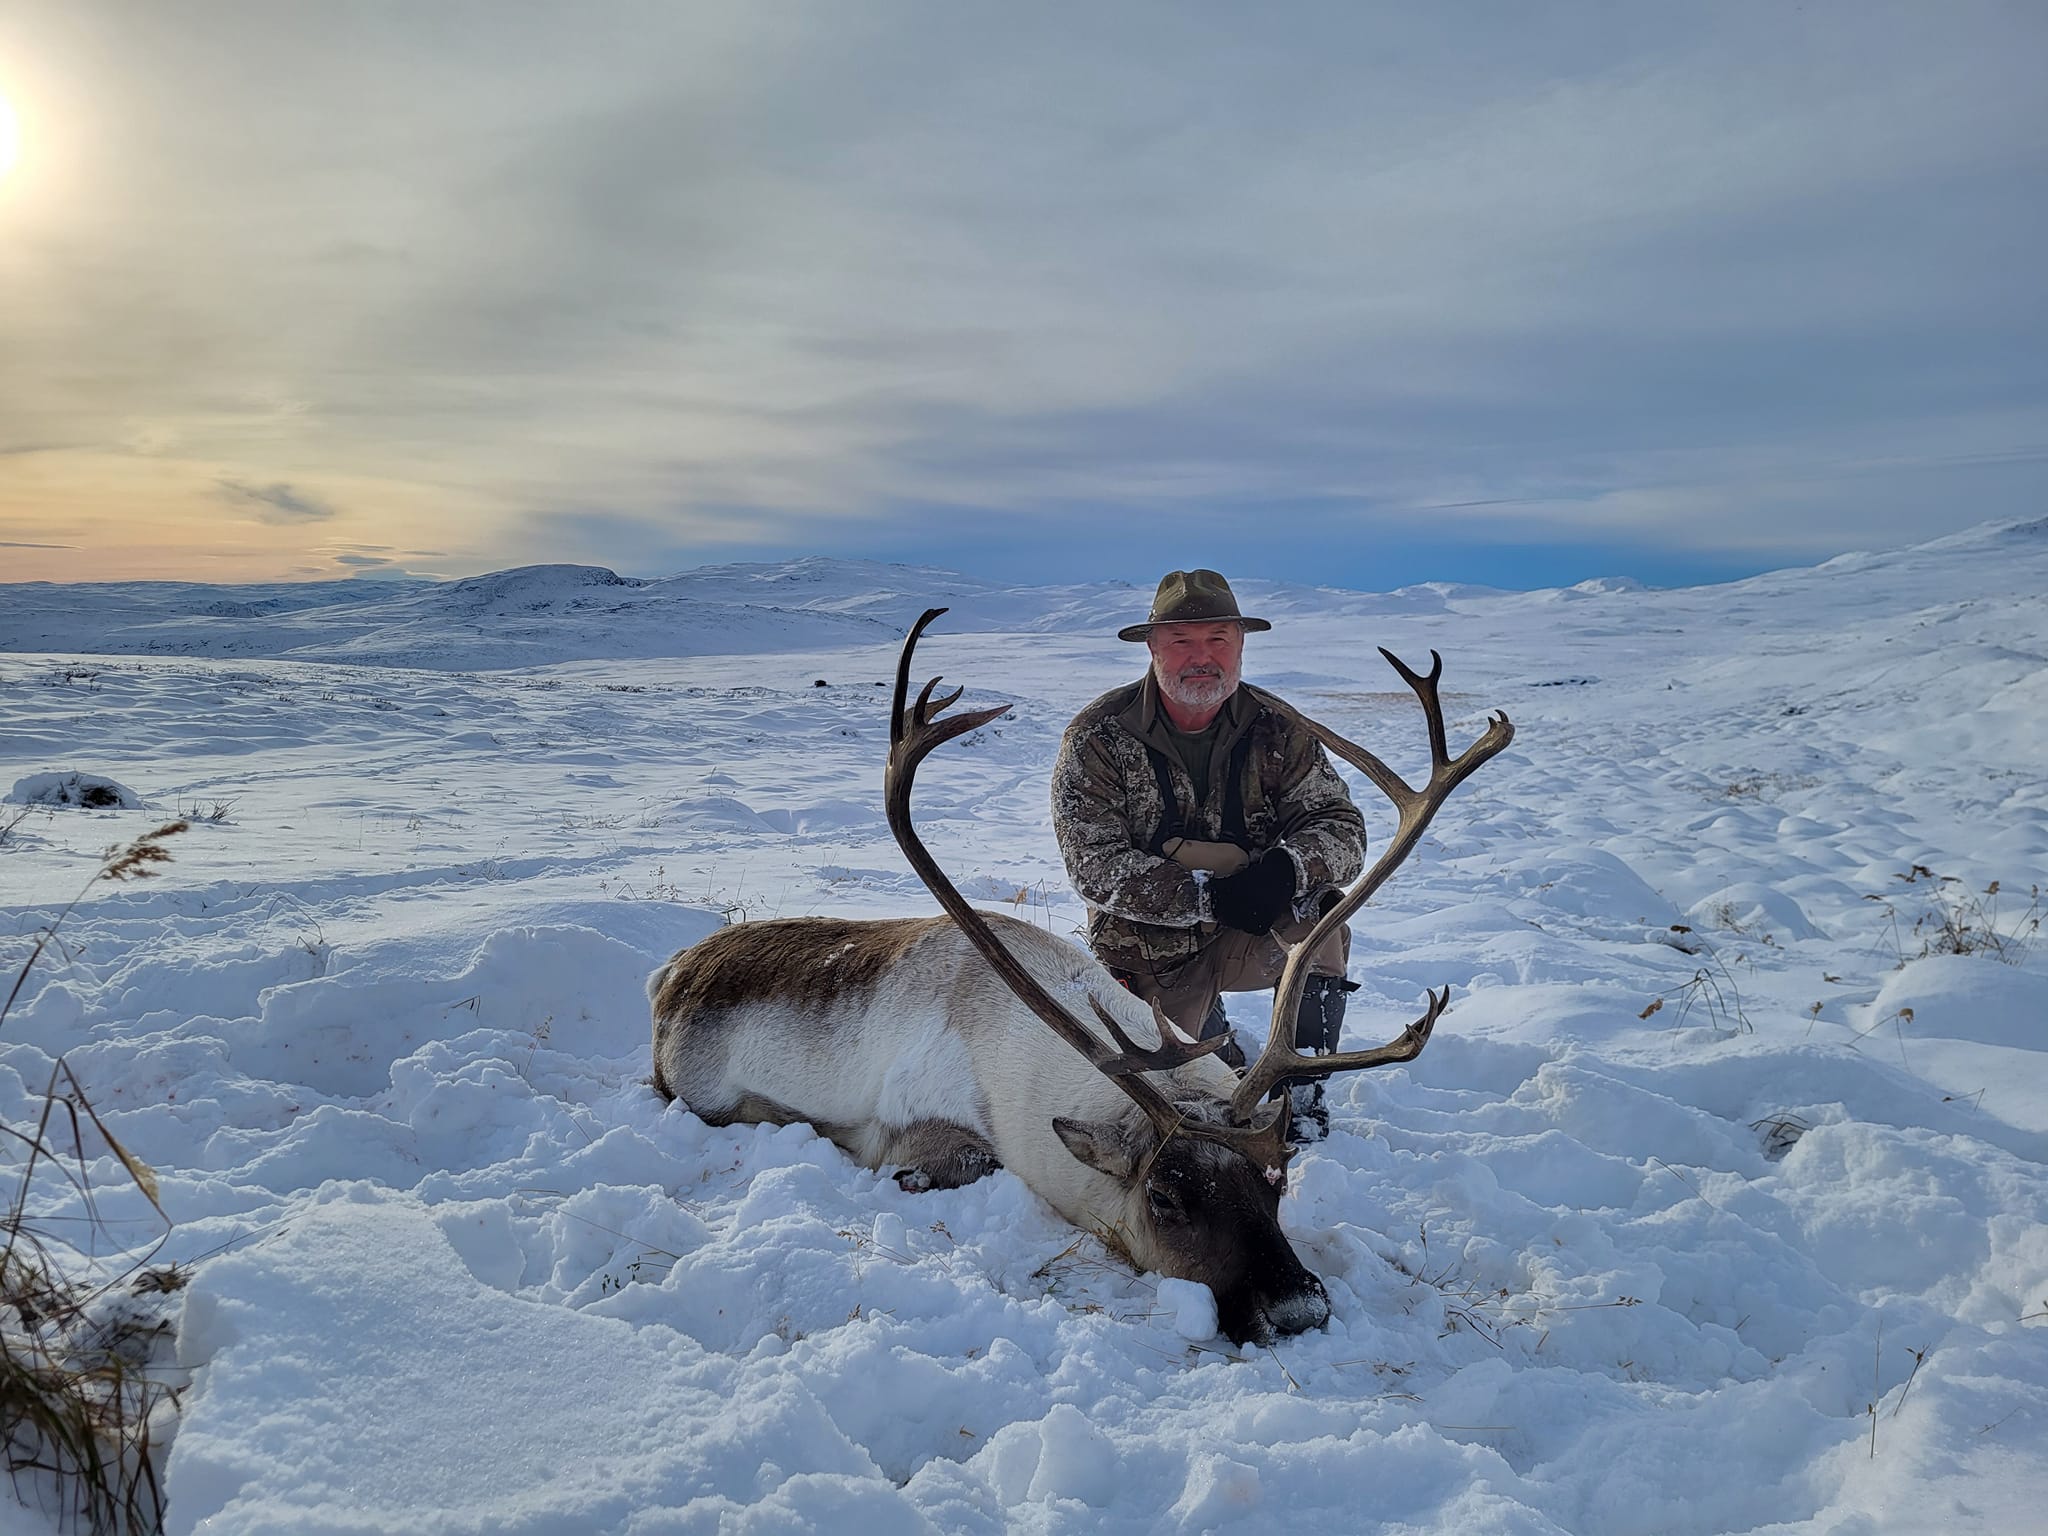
[649, 609, 1513, 1345]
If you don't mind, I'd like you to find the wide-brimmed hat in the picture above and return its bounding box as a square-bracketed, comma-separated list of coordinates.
[1117, 569, 1271, 642]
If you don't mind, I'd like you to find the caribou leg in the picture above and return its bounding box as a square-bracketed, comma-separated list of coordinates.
[881, 1119, 1003, 1191]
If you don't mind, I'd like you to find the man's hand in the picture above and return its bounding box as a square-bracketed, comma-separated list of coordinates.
[1162, 837, 1250, 877]
[1209, 849, 1297, 936]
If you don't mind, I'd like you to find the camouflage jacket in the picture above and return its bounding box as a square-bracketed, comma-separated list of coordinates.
[1051, 674, 1366, 969]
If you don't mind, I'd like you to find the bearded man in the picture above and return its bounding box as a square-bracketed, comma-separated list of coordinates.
[1050, 569, 1365, 1140]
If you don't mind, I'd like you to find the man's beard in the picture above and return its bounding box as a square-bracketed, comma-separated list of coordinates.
[1156, 660, 1239, 714]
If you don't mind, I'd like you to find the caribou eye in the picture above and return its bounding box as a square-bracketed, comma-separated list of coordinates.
[1146, 1187, 1184, 1222]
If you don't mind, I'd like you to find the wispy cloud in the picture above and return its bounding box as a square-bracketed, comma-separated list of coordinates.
[215, 479, 339, 525]
[2, 2, 2042, 586]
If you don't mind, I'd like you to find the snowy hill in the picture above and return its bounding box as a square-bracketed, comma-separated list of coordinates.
[2, 520, 2045, 1534]
[10, 520, 2046, 674]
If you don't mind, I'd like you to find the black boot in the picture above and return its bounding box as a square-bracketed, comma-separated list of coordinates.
[1285, 975, 1357, 1142]
[1294, 974, 1354, 1054]
[1198, 997, 1247, 1070]
[1288, 1081, 1329, 1142]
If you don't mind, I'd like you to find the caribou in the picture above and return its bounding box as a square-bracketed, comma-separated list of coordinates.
[649, 609, 1513, 1345]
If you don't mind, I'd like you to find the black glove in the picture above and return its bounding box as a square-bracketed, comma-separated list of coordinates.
[1209, 849, 1297, 936]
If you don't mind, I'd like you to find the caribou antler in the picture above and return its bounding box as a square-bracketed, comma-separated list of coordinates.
[885, 609, 1232, 1156]
[1228, 649, 1515, 1121]
[886, 615, 1508, 1166]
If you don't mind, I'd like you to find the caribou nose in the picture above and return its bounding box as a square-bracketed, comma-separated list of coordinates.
[1264, 1277, 1333, 1337]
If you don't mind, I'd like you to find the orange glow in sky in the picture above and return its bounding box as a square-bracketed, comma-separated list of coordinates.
[1, 9, 2044, 592]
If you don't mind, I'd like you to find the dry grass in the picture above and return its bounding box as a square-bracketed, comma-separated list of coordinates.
[1392, 1224, 1643, 1351]
[1865, 867, 2042, 967]
[0, 807, 40, 848]
[4, 825, 190, 1533]
[3, 1064, 181, 1535]
[1638, 925, 1754, 1034]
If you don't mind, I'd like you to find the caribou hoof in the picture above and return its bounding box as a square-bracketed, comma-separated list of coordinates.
[894, 1168, 934, 1193]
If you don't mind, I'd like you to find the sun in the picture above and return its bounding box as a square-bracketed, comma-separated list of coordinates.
[0, 89, 19, 182]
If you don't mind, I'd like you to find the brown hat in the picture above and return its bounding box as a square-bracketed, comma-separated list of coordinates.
[1117, 569, 1271, 642]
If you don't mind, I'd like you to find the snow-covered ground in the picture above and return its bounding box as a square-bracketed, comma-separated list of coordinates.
[2, 521, 2045, 1535]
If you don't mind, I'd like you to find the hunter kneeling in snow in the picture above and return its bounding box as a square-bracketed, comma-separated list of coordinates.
[1051, 568, 1367, 1141]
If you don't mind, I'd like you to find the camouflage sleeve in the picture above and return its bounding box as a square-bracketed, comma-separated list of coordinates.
[1051, 724, 1208, 929]
[1270, 723, 1367, 898]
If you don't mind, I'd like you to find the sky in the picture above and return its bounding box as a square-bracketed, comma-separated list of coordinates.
[0, 1, 2043, 592]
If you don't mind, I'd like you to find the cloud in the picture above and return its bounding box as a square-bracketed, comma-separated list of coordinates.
[122, 424, 181, 456]
[215, 479, 339, 524]
[2, 3, 2042, 585]
[2, 539, 77, 549]
[342, 569, 435, 581]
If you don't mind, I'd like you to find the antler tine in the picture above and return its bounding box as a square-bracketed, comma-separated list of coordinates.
[1230, 646, 1513, 1123]
[1231, 977, 1453, 1124]
[1191, 1096, 1294, 1167]
[916, 675, 965, 721]
[1379, 646, 1449, 766]
[1319, 987, 1448, 1070]
[883, 610, 1192, 1146]
[891, 608, 944, 749]
[1088, 996, 1233, 1075]
[1227, 989, 1451, 1126]
[891, 611, 1008, 764]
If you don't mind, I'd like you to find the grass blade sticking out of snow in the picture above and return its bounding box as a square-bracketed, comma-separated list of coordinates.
[2, 1061, 182, 1535]
[3, 826, 188, 1534]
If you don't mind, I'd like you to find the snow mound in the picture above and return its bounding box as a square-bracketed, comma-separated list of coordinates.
[667, 796, 779, 833]
[1687, 882, 1827, 942]
[7, 771, 145, 810]
[1873, 954, 2048, 1053]
[436, 564, 645, 616]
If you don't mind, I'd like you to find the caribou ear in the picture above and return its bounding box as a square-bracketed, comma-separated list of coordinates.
[1052, 1116, 1144, 1178]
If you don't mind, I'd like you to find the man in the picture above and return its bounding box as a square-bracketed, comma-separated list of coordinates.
[1050, 569, 1365, 1140]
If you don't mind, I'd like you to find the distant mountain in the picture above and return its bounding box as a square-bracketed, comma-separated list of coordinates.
[1, 520, 2038, 670]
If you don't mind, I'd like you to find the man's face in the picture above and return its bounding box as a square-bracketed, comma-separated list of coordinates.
[1147, 621, 1245, 714]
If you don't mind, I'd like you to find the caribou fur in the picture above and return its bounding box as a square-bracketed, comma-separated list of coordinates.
[649, 910, 1328, 1344]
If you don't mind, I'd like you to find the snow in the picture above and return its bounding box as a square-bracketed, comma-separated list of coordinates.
[7, 769, 146, 810]
[2, 519, 2045, 1534]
